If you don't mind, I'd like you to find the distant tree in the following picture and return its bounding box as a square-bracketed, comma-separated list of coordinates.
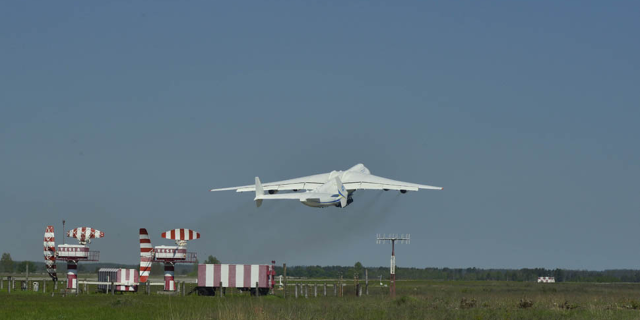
[150, 263, 164, 276]
[192, 258, 199, 272]
[188, 258, 200, 277]
[15, 261, 37, 273]
[553, 268, 565, 282]
[1, 253, 14, 273]
[307, 266, 325, 278]
[205, 256, 220, 264]
[354, 262, 363, 279]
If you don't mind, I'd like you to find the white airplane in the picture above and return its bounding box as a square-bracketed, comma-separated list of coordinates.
[210, 164, 443, 208]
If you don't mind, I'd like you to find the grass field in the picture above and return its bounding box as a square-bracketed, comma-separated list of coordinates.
[3, 279, 640, 319]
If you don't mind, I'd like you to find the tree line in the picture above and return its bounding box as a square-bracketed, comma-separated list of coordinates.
[276, 264, 640, 283]
[0, 253, 220, 276]
[4, 253, 640, 283]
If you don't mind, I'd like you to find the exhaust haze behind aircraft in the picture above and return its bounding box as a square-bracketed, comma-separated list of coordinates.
[210, 164, 442, 208]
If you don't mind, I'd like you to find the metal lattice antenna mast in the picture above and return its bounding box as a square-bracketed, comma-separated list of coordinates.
[376, 233, 410, 299]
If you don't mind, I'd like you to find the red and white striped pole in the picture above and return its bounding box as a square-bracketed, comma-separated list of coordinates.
[139, 228, 152, 283]
[390, 241, 395, 298]
[164, 263, 175, 291]
[43, 226, 58, 282]
[271, 261, 276, 289]
[67, 261, 78, 289]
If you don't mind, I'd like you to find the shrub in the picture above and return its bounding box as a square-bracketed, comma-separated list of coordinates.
[460, 297, 477, 309]
[519, 298, 533, 309]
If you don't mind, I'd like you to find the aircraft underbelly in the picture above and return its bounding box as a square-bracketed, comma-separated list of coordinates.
[301, 199, 337, 208]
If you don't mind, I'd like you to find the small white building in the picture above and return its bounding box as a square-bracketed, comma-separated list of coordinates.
[537, 277, 555, 283]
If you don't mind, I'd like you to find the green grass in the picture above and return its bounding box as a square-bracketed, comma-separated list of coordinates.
[3, 280, 640, 319]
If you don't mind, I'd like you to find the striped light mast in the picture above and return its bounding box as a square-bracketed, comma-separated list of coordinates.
[139, 228, 199, 291]
[43, 226, 103, 291]
[376, 233, 410, 299]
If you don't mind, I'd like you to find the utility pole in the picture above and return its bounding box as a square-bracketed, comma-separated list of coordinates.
[376, 234, 410, 299]
[354, 272, 359, 297]
[365, 269, 369, 295]
[338, 273, 343, 297]
[283, 263, 287, 298]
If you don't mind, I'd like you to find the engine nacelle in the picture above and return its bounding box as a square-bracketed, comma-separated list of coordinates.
[268, 190, 278, 194]
[400, 190, 407, 194]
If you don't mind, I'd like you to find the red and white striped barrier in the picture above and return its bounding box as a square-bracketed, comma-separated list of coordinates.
[197, 264, 271, 288]
[98, 268, 138, 292]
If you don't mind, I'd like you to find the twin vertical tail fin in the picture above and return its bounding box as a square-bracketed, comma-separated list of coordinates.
[254, 177, 264, 207]
[335, 177, 348, 208]
[317, 177, 349, 207]
[139, 228, 153, 283]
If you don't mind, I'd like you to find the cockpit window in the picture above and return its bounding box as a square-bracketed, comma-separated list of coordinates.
[331, 194, 339, 197]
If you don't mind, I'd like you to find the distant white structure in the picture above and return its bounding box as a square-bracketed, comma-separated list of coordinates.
[379, 275, 388, 287]
[537, 277, 555, 283]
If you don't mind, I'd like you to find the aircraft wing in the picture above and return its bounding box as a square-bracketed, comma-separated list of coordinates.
[210, 173, 331, 193]
[256, 193, 309, 200]
[341, 172, 443, 192]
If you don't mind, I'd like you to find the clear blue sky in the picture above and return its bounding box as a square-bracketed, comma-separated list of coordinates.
[1, 1, 639, 270]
